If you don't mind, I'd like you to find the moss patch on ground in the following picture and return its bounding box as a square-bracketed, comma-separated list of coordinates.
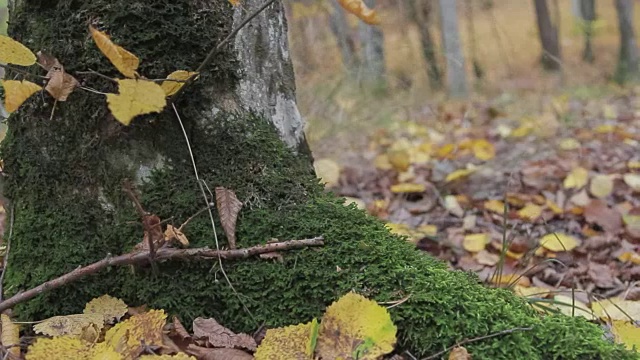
[1, 1, 638, 359]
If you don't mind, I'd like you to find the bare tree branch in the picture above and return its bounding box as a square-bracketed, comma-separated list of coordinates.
[0, 237, 324, 313]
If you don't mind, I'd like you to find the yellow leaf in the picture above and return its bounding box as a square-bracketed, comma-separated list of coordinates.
[563, 167, 589, 189]
[511, 123, 533, 137]
[161, 70, 198, 97]
[254, 320, 317, 360]
[472, 139, 495, 161]
[546, 199, 564, 214]
[617, 251, 640, 265]
[595, 124, 616, 133]
[316, 292, 396, 360]
[84, 294, 128, 324]
[463, 233, 489, 253]
[90, 26, 140, 78]
[496, 124, 512, 138]
[591, 298, 640, 321]
[139, 354, 195, 360]
[34, 313, 104, 338]
[336, 0, 380, 25]
[444, 195, 464, 217]
[514, 285, 551, 299]
[559, 138, 581, 150]
[517, 203, 543, 221]
[106, 79, 167, 126]
[390, 182, 425, 193]
[1, 313, 20, 359]
[490, 274, 530, 287]
[551, 295, 595, 320]
[104, 309, 166, 360]
[1, 79, 42, 112]
[628, 160, 640, 170]
[26, 337, 94, 360]
[387, 149, 410, 172]
[589, 174, 614, 198]
[228, 0, 240, 6]
[0, 34, 36, 65]
[484, 199, 506, 214]
[314, 158, 341, 187]
[373, 154, 392, 170]
[436, 143, 455, 158]
[539, 233, 579, 252]
[623, 173, 640, 191]
[611, 320, 640, 351]
[445, 168, 475, 182]
[603, 105, 618, 119]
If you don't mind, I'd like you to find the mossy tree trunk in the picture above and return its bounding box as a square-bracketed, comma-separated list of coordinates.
[0, 1, 637, 359]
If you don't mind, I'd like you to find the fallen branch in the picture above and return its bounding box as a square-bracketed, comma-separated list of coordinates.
[0, 237, 324, 313]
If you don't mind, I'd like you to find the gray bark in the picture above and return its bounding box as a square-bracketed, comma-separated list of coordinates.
[357, 0, 386, 86]
[329, 0, 359, 73]
[407, 0, 442, 90]
[438, 0, 468, 98]
[533, 0, 562, 70]
[233, 0, 307, 150]
[615, 0, 639, 83]
[579, 0, 596, 62]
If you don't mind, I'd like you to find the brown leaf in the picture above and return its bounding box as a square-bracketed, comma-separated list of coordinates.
[584, 199, 623, 233]
[38, 52, 79, 101]
[172, 316, 191, 341]
[449, 346, 472, 360]
[186, 344, 253, 360]
[215, 187, 242, 249]
[588, 262, 619, 289]
[192, 317, 256, 351]
[164, 224, 189, 247]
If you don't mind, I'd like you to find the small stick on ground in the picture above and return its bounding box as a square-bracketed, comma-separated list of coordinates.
[421, 327, 533, 360]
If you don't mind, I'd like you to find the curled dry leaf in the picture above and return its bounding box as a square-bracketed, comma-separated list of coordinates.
[215, 187, 242, 250]
[192, 317, 257, 351]
[37, 51, 79, 101]
[165, 224, 189, 246]
[337, 0, 380, 25]
[449, 346, 472, 360]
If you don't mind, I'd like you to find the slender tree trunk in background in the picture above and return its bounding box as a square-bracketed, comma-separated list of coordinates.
[579, 0, 596, 63]
[438, 0, 468, 98]
[614, 0, 639, 83]
[357, 0, 386, 87]
[465, 0, 484, 81]
[533, 0, 562, 71]
[407, 0, 442, 90]
[329, 0, 359, 74]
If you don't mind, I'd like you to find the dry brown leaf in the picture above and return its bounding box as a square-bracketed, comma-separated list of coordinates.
[337, 0, 380, 25]
[192, 317, 257, 351]
[165, 224, 189, 246]
[172, 316, 191, 341]
[37, 51, 79, 101]
[215, 187, 242, 250]
[1, 313, 20, 359]
[186, 344, 253, 360]
[449, 346, 471, 360]
[584, 199, 622, 233]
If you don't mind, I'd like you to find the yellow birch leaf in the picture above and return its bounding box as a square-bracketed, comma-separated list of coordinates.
[445, 168, 475, 182]
[0, 34, 36, 65]
[472, 139, 495, 161]
[1, 79, 42, 112]
[611, 320, 640, 351]
[589, 174, 614, 198]
[336, 0, 380, 25]
[90, 26, 140, 78]
[463, 233, 489, 252]
[617, 251, 640, 265]
[26, 337, 94, 360]
[228, 0, 240, 6]
[34, 313, 104, 338]
[314, 158, 341, 187]
[628, 160, 640, 170]
[106, 79, 167, 126]
[551, 295, 595, 319]
[83, 294, 128, 324]
[563, 167, 589, 189]
[484, 199, 505, 214]
[104, 309, 166, 360]
[254, 320, 317, 360]
[316, 292, 396, 360]
[595, 124, 615, 133]
[387, 149, 410, 172]
[390, 182, 425, 193]
[546, 199, 564, 214]
[161, 70, 199, 97]
[514, 285, 551, 298]
[1, 313, 19, 359]
[511, 123, 533, 137]
[559, 138, 581, 150]
[539, 233, 580, 252]
[373, 154, 392, 170]
[518, 203, 543, 221]
[591, 298, 640, 321]
[623, 173, 640, 191]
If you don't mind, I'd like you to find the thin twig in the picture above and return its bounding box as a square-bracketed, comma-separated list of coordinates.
[172, 103, 255, 322]
[0, 206, 15, 302]
[169, 0, 277, 102]
[178, 206, 209, 232]
[0, 237, 324, 313]
[0, 63, 47, 80]
[421, 327, 533, 360]
[75, 70, 117, 83]
[78, 86, 109, 96]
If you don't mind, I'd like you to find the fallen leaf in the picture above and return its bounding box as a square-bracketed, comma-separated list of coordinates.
[390, 182, 425, 193]
[584, 199, 622, 233]
[444, 195, 464, 217]
[164, 224, 189, 246]
[591, 298, 640, 321]
[551, 295, 595, 319]
[0, 34, 36, 65]
[33, 313, 104, 338]
[463, 233, 490, 253]
[559, 138, 581, 150]
[623, 173, 640, 191]
[539, 233, 580, 252]
[215, 187, 242, 250]
[589, 174, 614, 198]
[611, 320, 640, 351]
[448, 346, 471, 360]
[337, 0, 380, 25]
[387, 149, 411, 172]
[472, 139, 495, 161]
[517, 203, 543, 221]
[161, 70, 199, 97]
[564, 167, 589, 189]
[106, 79, 167, 125]
[83, 294, 128, 324]
[192, 317, 256, 351]
[314, 158, 341, 187]
[1, 79, 42, 112]
[484, 199, 506, 214]
[90, 25, 140, 78]
[1, 313, 20, 359]
[475, 250, 499, 266]
[186, 345, 252, 360]
[445, 168, 475, 182]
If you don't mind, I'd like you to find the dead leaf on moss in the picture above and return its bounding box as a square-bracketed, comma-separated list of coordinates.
[83, 294, 128, 324]
[449, 346, 471, 360]
[253, 321, 317, 360]
[104, 309, 166, 359]
[584, 199, 622, 233]
[192, 317, 256, 351]
[215, 187, 242, 250]
[164, 224, 189, 247]
[38, 52, 79, 101]
[33, 313, 104, 338]
[186, 345, 252, 360]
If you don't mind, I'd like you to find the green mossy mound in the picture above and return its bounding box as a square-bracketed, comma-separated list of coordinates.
[1, 1, 638, 359]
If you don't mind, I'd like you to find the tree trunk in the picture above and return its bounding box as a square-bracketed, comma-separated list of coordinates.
[0, 1, 637, 359]
[438, 0, 468, 98]
[579, 0, 596, 63]
[329, 0, 360, 73]
[614, 0, 639, 83]
[357, 0, 386, 87]
[407, 0, 443, 90]
[533, 0, 562, 70]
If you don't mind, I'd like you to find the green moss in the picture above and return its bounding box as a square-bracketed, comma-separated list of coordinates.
[1, 1, 637, 359]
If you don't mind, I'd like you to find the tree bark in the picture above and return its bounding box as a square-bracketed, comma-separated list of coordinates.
[0, 2, 638, 359]
[407, 0, 442, 90]
[614, 0, 639, 83]
[438, 0, 468, 98]
[533, 0, 562, 71]
[579, 0, 596, 63]
[328, 0, 360, 74]
[357, 0, 386, 87]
